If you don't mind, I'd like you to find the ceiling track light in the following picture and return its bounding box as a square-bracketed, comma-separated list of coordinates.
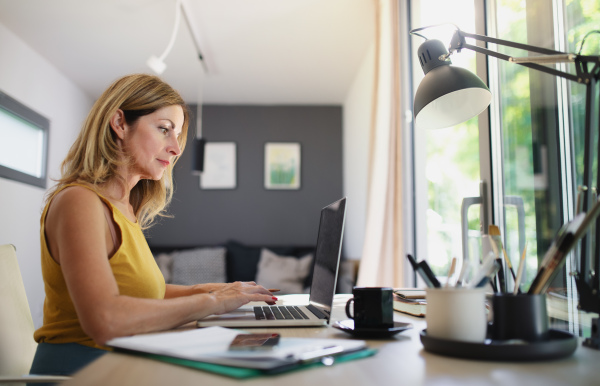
[147, 0, 208, 75]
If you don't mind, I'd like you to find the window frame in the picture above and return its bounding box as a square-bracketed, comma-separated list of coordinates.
[407, 0, 599, 334]
[0, 90, 50, 189]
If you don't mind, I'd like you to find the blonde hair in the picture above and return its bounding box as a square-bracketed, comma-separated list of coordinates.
[47, 74, 189, 229]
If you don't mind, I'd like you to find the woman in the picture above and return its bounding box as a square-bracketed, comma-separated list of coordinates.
[30, 74, 276, 376]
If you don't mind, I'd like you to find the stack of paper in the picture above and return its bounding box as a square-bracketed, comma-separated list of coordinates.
[107, 327, 368, 372]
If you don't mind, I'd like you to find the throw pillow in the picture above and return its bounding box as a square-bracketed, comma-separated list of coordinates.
[171, 247, 226, 285]
[225, 240, 262, 282]
[255, 248, 313, 294]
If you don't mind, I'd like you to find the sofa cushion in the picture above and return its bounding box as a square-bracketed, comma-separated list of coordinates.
[255, 248, 313, 294]
[224, 240, 262, 282]
[171, 247, 226, 285]
[155, 253, 173, 283]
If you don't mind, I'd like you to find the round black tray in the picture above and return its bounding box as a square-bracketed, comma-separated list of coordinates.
[420, 329, 577, 361]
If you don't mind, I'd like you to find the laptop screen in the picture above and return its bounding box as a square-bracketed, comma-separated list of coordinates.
[308, 197, 347, 310]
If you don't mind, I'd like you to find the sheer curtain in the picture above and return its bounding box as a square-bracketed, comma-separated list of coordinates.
[356, 0, 405, 288]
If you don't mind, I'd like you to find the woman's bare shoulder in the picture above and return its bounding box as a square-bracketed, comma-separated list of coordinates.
[45, 185, 109, 262]
[48, 185, 104, 218]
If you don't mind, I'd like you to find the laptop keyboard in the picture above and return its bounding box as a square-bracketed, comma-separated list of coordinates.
[253, 305, 328, 320]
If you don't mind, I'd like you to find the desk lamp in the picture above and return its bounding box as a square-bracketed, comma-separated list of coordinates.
[411, 24, 600, 348]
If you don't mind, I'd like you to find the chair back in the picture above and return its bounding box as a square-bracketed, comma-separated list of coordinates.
[0, 244, 38, 376]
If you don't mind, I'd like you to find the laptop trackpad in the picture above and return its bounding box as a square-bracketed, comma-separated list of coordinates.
[201, 310, 254, 321]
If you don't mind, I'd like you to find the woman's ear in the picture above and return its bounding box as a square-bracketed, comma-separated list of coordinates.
[109, 109, 127, 140]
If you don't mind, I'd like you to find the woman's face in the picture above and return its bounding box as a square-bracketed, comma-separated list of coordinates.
[123, 105, 184, 181]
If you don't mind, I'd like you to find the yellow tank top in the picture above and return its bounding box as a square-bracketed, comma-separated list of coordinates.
[34, 183, 166, 349]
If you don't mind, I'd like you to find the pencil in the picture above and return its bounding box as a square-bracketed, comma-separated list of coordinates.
[268, 289, 280, 293]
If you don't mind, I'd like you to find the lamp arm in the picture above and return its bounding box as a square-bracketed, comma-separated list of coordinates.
[463, 33, 600, 315]
[450, 31, 583, 83]
[459, 42, 581, 83]
[450, 28, 600, 314]
[457, 31, 565, 56]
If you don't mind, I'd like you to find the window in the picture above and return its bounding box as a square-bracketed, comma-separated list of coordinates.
[489, 0, 600, 336]
[0, 90, 49, 188]
[408, 0, 600, 336]
[410, 0, 482, 279]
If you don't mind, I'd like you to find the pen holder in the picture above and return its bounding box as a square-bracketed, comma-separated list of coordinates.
[491, 293, 549, 342]
[425, 288, 488, 343]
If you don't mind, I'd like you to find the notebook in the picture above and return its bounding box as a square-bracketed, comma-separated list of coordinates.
[197, 197, 347, 328]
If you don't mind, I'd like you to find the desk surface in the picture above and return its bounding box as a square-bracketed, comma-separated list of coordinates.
[66, 294, 600, 386]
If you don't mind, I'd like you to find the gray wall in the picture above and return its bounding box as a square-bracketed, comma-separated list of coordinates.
[145, 105, 343, 248]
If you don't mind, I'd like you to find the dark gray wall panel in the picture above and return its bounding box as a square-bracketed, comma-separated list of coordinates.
[145, 105, 343, 248]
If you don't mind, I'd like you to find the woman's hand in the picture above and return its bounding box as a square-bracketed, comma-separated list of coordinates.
[209, 281, 277, 315]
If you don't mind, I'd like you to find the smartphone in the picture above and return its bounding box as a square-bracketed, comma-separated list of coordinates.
[228, 333, 281, 351]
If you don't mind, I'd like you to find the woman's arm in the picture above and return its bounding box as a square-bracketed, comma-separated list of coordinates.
[164, 283, 229, 298]
[45, 187, 275, 346]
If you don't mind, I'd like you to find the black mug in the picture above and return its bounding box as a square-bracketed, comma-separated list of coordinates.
[345, 287, 394, 329]
[492, 293, 549, 341]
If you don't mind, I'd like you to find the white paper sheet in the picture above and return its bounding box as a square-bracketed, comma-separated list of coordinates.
[107, 326, 366, 365]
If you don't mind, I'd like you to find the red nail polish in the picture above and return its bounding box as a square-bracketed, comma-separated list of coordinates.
[272, 297, 278, 300]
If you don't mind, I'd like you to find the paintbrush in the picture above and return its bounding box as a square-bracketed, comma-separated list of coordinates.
[513, 241, 527, 294]
[468, 252, 498, 289]
[489, 225, 517, 280]
[489, 225, 517, 291]
[481, 235, 499, 292]
[486, 228, 505, 292]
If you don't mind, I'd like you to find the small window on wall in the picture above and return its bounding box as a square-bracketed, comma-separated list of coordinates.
[0, 90, 49, 188]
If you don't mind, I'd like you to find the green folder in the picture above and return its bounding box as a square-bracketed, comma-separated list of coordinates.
[123, 348, 378, 379]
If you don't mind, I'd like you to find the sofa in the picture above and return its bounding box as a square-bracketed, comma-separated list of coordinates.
[151, 239, 356, 294]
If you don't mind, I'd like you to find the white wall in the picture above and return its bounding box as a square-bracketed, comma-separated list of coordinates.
[0, 22, 92, 328]
[342, 43, 374, 260]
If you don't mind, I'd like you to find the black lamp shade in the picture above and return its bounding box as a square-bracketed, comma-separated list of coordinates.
[192, 137, 206, 174]
[414, 40, 492, 129]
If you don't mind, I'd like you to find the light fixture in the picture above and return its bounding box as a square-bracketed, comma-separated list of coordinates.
[411, 24, 600, 347]
[192, 73, 206, 175]
[146, 0, 208, 75]
[191, 137, 206, 174]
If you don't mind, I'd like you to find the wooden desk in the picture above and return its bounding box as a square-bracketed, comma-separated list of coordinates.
[66, 294, 600, 386]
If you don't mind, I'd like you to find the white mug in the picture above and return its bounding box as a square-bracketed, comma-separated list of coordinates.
[425, 288, 487, 343]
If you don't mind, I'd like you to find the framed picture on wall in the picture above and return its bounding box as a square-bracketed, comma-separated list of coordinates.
[200, 142, 237, 189]
[264, 142, 301, 190]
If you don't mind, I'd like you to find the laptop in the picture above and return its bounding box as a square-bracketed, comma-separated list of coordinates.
[197, 197, 347, 328]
